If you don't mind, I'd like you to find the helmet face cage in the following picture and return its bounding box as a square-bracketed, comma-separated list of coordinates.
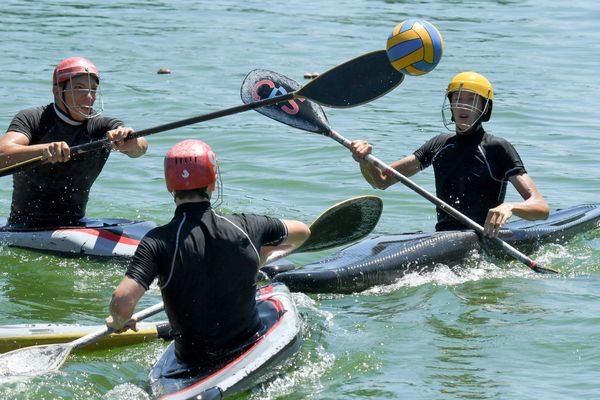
[442, 87, 490, 131]
[58, 73, 104, 119]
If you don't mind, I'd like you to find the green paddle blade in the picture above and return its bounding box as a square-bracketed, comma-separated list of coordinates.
[258, 196, 383, 279]
[299, 195, 383, 252]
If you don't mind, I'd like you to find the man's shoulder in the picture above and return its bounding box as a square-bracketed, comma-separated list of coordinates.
[481, 131, 515, 149]
[88, 114, 123, 131]
[12, 104, 51, 119]
[141, 222, 176, 243]
[220, 212, 283, 235]
[7, 104, 55, 138]
[420, 132, 454, 149]
[93, 114, 121, 124]
[228, 212, 279, 224]
[428, 132, 454, 143]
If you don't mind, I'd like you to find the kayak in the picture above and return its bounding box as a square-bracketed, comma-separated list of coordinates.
[0, 217, 156, 257]
[149, 283, 302, 400]
[273, 204, 600, 294]
[0, 321, 171, 353]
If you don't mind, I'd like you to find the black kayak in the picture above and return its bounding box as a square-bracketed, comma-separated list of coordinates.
[273, 204, 600, 294]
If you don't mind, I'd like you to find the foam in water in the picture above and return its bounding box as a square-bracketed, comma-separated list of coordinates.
[362, 251, 540, 295]
[104, 383, 150, 400]
[249, 345, 336, 400]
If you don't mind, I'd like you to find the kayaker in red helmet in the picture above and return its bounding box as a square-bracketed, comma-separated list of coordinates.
[106, 139, 309, 368]
[0, 56, 148, 228]
[350, 72, 549, 238]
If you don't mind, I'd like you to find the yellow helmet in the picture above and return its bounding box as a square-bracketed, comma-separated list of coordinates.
[447, 71, 493, 101]
[442, 71, 494, 129]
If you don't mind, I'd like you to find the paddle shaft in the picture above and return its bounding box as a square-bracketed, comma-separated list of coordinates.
[327, 129, 555, 274]
[0, 93, 296, 177]
[2, 50, 400, 178]
[264, 236, 312, 265]
[70, 301, 164, 350]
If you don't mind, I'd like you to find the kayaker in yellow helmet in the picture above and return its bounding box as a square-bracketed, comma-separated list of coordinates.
[0, 56, 147, 229]
[350, 71, 549, 237]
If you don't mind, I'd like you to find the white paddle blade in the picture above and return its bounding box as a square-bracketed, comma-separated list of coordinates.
[0, 343, 71, 377]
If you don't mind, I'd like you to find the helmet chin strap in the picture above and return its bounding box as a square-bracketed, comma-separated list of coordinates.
[210, 169, 223, 209]
[442, 90, 490, 133]
[456, 120, 482, 135]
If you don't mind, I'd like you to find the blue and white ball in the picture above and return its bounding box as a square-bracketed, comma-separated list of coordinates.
[386, 19, 444, 76]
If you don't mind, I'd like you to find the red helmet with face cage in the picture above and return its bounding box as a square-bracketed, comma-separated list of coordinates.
[164, 140, 218, 192]
[53, 57, 100, 85]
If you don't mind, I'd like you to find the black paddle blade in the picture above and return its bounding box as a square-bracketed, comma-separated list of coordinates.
[241, 69, 330, 134]
[300, 195, 383, 252]
[298, 50, 404, 108]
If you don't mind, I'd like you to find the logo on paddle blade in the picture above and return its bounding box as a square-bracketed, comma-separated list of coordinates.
[252, 79, 305, 115]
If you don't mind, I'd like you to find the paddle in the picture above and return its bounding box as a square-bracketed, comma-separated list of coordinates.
[287, 195, 382, 253]
[0, 321, 172, 354]
[240, 70, 558, 275]
[0, 301, 164, 378]
[260, 195, 383, 278]
[0, 50, 403, 178]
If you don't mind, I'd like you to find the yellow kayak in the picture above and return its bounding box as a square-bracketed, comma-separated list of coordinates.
[0, 321, 171, 353]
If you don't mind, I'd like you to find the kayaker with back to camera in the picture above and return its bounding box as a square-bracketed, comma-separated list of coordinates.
[106, 139, 309, 375]
[350, 71, 549, 237]
[0, 56, 147, 229]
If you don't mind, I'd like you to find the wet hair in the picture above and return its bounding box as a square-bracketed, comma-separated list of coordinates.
[173, 188, 210, 201]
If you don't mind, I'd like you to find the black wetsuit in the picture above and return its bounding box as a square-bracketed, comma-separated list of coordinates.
[413, 126, 526, 231]
[5, 104, 122, 228]
[126, 201, 288, 365]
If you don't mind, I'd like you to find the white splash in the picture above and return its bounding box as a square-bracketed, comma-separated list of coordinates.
[249, 345, 336, 400]
[104, 383, 150, 400]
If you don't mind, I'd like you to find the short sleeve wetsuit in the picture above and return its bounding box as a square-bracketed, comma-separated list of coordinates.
[413, 126, 526, 231]
[5, 103, 122, 228]
[125, 201, 288, 365]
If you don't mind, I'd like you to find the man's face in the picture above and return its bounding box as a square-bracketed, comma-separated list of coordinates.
[450, 90, 485, 134]
[56, 74, 99, 121]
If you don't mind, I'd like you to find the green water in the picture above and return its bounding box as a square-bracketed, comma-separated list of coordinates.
[1, 0, 599, 398]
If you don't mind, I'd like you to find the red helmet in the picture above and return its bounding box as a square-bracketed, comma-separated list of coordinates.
[53, 57, 99, 85]
[164, 140, 218, 192]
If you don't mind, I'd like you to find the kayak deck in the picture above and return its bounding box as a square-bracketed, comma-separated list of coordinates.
[273, 204, 600, 293]
[150, 283, 301, 400]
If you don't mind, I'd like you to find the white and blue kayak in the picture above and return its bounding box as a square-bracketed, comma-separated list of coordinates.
[150, 283, 302, 400]
[0, 217, 156, 257]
